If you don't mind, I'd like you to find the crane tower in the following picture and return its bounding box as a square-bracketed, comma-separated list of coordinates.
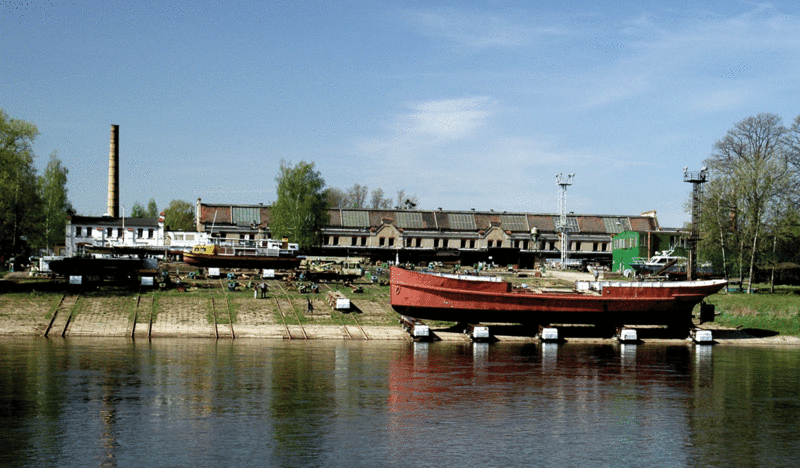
[683, 167, 708, 280]
[556, 173, 574, 269]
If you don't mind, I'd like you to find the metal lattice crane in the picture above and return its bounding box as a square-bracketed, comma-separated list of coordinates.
[683, 167, 708, 280]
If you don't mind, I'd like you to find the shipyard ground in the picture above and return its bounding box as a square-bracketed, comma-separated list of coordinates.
[0, 267, 798, 346]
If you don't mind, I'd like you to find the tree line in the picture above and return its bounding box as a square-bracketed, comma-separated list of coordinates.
[325, 184, 420, 210]
[1, 110, 71, 267]
[698, 113, 800, 291]
[128, 198, 195, 232]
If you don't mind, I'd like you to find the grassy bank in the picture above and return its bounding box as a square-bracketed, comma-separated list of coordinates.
[703, 284, 800, 337]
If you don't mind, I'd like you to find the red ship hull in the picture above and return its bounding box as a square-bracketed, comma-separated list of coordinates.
[390, 267, 727, 326]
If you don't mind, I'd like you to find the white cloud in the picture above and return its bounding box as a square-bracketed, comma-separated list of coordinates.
[403, 97, 492, 141]
[358, 96, 493, 159]
[400, 7, 566, 49]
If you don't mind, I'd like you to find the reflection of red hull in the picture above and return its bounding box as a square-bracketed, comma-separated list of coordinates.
[390, 267, 727, 326]
[183, 252, 301, 269]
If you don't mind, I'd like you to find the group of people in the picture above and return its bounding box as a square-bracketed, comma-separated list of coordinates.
[253, 282, 268, 298]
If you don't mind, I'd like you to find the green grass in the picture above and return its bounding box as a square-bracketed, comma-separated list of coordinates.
[702, 283, 800, 336]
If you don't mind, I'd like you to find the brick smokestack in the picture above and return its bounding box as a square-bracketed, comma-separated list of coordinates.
[107, 124, 120, 217]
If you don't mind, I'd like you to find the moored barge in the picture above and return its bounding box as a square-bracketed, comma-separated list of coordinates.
[183, 238, 302, 270]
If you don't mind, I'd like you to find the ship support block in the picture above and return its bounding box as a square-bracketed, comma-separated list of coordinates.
[400, 316, 430, 341]
[538, 325, 560, 343]
[615, 327, 639, 343]
[690, 328, 714, 344]
[464, 324, 490, 342]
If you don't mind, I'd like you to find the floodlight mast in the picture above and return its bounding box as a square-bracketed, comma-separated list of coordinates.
[683, 167, 708, 280]
[556, 173, 574, 269]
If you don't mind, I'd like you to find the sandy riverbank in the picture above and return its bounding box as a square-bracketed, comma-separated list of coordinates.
[1, 269, 798, 346]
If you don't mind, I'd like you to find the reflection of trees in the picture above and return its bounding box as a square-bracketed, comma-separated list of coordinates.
[0, 339, 148, 467]
[687, 347, 800, 466]
[270, 345, 336, 464]
[0, 340, 71, 466]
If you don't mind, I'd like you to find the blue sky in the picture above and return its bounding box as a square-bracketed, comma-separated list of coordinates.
[2, 1, 799, 228]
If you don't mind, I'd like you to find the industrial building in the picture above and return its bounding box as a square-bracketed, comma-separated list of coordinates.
[195, 199, 662, 268]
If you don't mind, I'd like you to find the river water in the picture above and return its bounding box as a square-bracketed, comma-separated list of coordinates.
[1, 338, 799, 467]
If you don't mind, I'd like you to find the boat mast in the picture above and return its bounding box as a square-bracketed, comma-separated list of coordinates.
[556, 173, 574, 269]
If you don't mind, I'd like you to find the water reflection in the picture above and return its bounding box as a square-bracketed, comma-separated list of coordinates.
[1, 338, 799, 467]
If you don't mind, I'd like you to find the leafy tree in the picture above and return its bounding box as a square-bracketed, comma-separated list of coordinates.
[146, 198, 158, 218]
[129, 198, 158, 218]
[270, 160, 329, 250]
[395, 189, 419, 210]
[346, 183, 368, 208]
[369, 188, 392, 209]
[129, 201, 147, 218]
[163, 199, 195, 231]
[785, 114, 800, 205]
[325, 187, 348, 208]
[0, 110, 43, 263]
[703, 113, 790, 292]
[38, 151, 72, 253]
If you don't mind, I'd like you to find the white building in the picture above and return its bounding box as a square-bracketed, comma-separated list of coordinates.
[164, 231, 210, 250]
[65, 214, 165, 257]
